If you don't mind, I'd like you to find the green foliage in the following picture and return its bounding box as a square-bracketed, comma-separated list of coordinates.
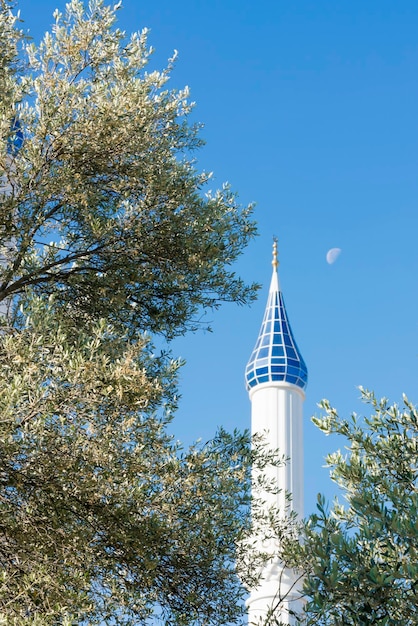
[0, 1, 262, 622]
[0, 0, 257, 338]
[301, 389, 418, 625]
[0, 298, 259, 624]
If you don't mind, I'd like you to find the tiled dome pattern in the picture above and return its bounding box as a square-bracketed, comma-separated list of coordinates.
[245, 270, 308, 391]
[7, 117, 23, 155]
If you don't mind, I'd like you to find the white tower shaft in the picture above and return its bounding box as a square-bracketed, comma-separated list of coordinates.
[247, 384, 305, 626]
[250, 383, 304, 516]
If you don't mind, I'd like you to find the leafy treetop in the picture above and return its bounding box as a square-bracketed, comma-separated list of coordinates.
[299, 389, 418, 626]
[0, 0, 257, 338]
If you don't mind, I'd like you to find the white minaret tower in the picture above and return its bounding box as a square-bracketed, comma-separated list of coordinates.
[245, 240, 308, 625]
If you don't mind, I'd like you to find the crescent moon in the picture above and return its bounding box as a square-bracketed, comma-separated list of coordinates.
[326, 248, 342, 265]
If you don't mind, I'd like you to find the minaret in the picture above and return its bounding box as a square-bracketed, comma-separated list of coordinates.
[245, 240, 308, 625]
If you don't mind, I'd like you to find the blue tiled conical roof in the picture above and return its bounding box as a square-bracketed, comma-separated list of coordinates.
[7, 117, 23, 155]
[245, 244, 308, 391]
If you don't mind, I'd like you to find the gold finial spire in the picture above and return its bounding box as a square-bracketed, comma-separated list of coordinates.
[272, 237, 279, 270]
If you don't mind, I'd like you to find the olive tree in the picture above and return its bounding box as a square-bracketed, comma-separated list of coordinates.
[300, 389, 418, 625]
[0, 1, 265, 623]
[0, 0, 257, 337]
[0, 298, 273, 625]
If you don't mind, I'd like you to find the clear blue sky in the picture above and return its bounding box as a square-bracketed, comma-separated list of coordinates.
[18, 0, 418, 514]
